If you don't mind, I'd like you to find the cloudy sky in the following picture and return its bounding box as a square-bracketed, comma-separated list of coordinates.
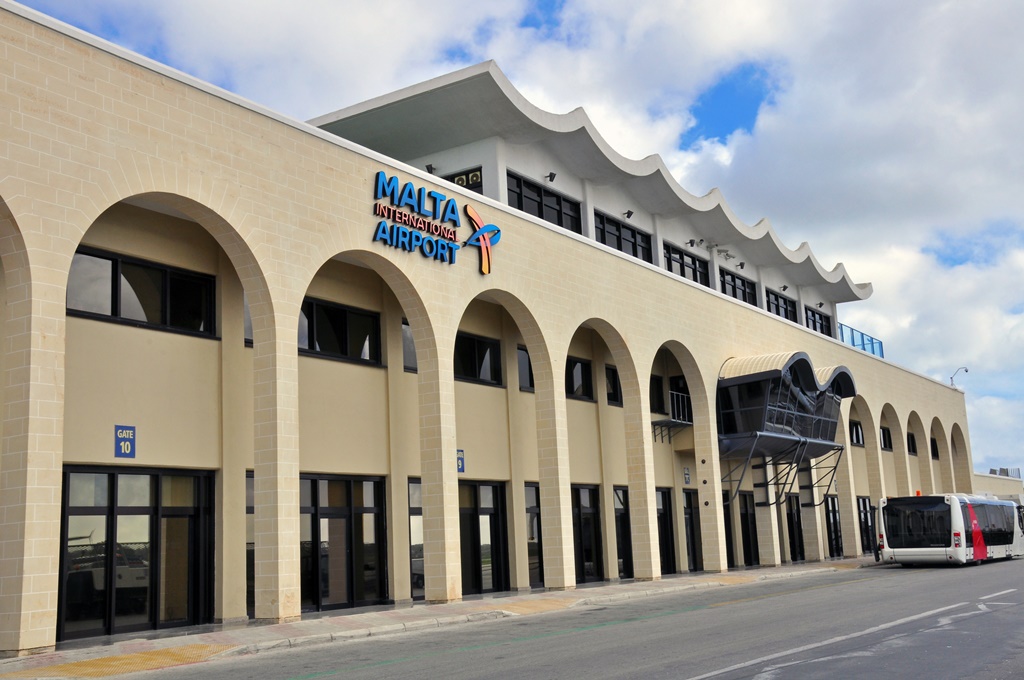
[16, 0, 1023, 474]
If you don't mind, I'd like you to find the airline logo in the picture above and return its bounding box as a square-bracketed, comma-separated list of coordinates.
[371, 171, 501, 275]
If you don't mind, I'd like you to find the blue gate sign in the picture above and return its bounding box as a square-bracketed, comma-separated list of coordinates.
[457, 448, 465, 473]
[115, 425, 136, 459]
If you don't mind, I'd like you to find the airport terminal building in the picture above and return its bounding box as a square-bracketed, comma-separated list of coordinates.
[0, 2, 977, 654]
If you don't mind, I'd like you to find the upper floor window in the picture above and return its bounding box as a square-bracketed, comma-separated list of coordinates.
[650, 375, 667, 414]
[880, 426, 894, 451]
[766, 289, 797, 322]
[849, 420, 865, 447]
[907, 432, 918, 456]
[299, 298, 380, 364]
[720, 269, 757, 306]
[517, 346, 534, 391]
[805, 307, 833, 337]
[507, 171, 581, 234]
[443, 167, 483, 194]
[595, 212, 652, 263]
[565, 357, 594, 400]
[454, 332, 501, 385]
[67, 248, 215, 336]
[664, 243, 710, 288]
[606, 365, 622, 406]
[930, 437, 940, 460]
[402, 320, 417, 372]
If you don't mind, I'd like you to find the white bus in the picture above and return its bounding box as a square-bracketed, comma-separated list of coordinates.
[878, 494, 1024, 566]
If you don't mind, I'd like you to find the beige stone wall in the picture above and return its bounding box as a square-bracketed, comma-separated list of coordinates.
[0, 3, 977, 653]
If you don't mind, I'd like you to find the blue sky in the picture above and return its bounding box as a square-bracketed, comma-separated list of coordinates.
[14, 0, 1024, 476]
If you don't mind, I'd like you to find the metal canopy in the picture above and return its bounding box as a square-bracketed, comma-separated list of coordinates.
[719, 431, 844, 506]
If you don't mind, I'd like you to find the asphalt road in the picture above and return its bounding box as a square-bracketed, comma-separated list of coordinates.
[125, 560, 1024, 679]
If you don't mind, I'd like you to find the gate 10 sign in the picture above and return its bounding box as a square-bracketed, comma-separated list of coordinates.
[115, 425, 136, 459]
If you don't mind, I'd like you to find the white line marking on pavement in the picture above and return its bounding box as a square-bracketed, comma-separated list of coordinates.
[980, 589, 1016, 600]
[684, 602, 967, 680]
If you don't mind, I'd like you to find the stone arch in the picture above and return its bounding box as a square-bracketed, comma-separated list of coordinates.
[847, 395, 881, 501]
[950, 423, 973, 493]
[879, 404, 909, 496]
[929, 417, 954, 492]
[463, 288, 569, 591]
[560, 317, 659, 581]
[646, 339, 712, 574]
[906, 411, 932, 495]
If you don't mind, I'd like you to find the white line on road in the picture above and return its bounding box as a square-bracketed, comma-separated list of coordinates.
[980, 589, 1017, 600]
[684, 602, 968, 680]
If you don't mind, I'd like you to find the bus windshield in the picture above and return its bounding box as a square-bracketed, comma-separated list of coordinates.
[883, 496, 951, 549]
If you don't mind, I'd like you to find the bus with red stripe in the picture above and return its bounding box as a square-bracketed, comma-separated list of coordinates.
[878, 494, 1024, 566]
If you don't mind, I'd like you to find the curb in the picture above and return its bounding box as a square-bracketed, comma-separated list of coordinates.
[221, 611, 512, 657]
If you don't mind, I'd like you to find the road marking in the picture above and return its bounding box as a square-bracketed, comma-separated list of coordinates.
[980, 589, 1016, 600]
[684, 602, 967, 680]
[710, 577, 874, 608]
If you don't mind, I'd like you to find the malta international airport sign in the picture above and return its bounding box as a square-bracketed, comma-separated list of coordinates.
[372, 171, 501, 275]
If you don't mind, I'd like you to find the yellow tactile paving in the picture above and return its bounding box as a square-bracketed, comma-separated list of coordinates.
[0, 644, 235, 678]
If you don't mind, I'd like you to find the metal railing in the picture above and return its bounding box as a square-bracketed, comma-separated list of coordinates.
[669, 390, 693, 423]
[837, 323, 884, 358]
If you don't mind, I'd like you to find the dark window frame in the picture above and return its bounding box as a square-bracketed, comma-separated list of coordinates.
[805, 306, 834, 337]
[506, 170, 581, 234]
[453, 332, 503, 386]
[401, 319, 417, 373]
[720, 269, 757, 306]
[298, 297, 382, 366]
[850, 420, 865, 447]
[650, 375, 667, 415]
[594, 211, 653, 263]
[930, 437, 940, 461]
[907, 432, 918, 456]
[766, 289, 797, 322]
[565, 357, 594, 401]
[663, 242, 711, 288]
[606, 365, 622, 406]
[880, 426, 894, 451]
[517, 345, 534, 392]
[67, 246, 217, 338]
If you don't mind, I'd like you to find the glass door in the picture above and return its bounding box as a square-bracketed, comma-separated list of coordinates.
[572, 485, 603, 583]
[59, 468, 213, 642]
[682, 490, 702, 572]
[525, 483, 543, 588]
[298, 475, 386, 612]
[825, 495, 843, 558]
[614, 487, 633, 579]
[786, 494, 805, 562]
[656, 488, 676, 575]
[738, 492, 759, 567]
[458, 481, 508, 596]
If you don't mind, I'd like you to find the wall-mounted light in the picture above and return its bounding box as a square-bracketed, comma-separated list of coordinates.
[546, 172, 557, 182]
[817, 302, 825, 308]
[624, 210, 634, 219]
[949, 366, 968, 387]
[425, 164, 435, 174]
[738, 262, 745, 270]
[717, 249, 729, 256]
[780, 285, 789, 292]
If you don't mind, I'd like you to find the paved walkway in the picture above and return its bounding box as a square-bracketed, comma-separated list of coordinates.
[0, 556, 881, 678]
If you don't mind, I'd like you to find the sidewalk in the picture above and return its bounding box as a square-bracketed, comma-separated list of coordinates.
[0, 556, 881, 678]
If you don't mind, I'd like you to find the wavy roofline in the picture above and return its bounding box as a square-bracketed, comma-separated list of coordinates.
[469, 61, 871, 301]
[719, 351, 856, 395]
